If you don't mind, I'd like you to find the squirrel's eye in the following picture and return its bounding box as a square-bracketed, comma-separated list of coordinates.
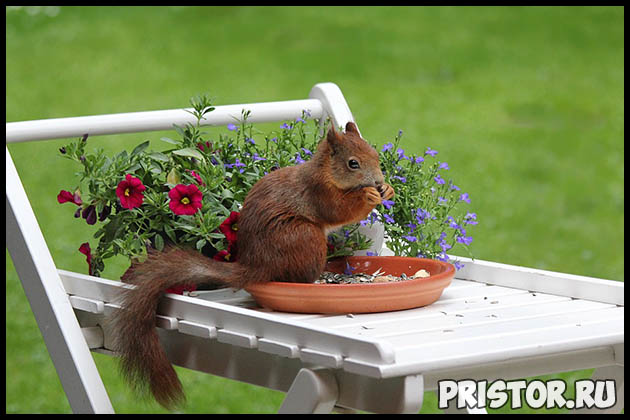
[348, 159, 360, 170]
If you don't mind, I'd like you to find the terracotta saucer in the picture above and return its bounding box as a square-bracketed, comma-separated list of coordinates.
[245, 256, 455, 314]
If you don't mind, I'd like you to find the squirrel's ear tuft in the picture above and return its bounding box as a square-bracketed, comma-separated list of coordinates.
[326, 125, 342, 153]
[345, 121, 360, 135]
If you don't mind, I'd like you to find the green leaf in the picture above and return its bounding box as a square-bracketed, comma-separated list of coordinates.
[149, 152, 170, 162]
[160, 137, 179, 145]
[131, 140, 150, 156]
[196, 239, 207, 250]
[172, 147, 205, 161]
[154, 234, 164, 251]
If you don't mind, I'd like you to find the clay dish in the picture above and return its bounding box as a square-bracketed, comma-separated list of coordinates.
[245, 256, 455, 314]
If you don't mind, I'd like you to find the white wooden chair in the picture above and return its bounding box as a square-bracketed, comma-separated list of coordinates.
[6, 83, 624, 413]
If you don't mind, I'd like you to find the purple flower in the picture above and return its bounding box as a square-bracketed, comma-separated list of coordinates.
[245, 137, 255, 145]
[398, 129, 403, 137]
[294, 153, 306, 164]
[406, 222, 417, 233]
[438, 162, 450, 170]
[459, 193, 471, 203]
[269, 137, 278, 143]
[414, 156, 424, 164]
[437, 252, 449, 262]
[303, 109, 312, 118]
[434, 174, 446, 185]
[456, 235, 473, 246]
[416, 252, 425, 258]
[344, 262, 355, 275]
[396, 148, 408, 160]
[295, 117, 306, 124]
[438, 196, 447, 204]
[415, 208, 430, 224]
[464, 212, 478, 225]
[227, 123, 238, 131]
[393, 175, 407, 183]
[381, 199, 395, 210]
[382, 143, 393, 152]
[224, 158, 246, 169]
[301, 147, 313, 156]
[454, 261, 465, 270]
[252, 153, 266, 161]
[425, 147, 438, 157]
[450, 183, 461, 191]
[281, 122, 293, 130]
[383, 214, 395, 224]
[366, 251, 377, 256]
[403, 235, 417, 242]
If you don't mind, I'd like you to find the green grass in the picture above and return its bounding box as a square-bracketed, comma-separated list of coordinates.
[6, 6, 624, 414]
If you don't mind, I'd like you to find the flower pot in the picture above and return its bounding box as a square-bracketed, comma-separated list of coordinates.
[245, 256, 455, 314]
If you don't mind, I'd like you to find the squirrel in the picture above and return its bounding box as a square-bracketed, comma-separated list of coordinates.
[109, 121, 395, 409]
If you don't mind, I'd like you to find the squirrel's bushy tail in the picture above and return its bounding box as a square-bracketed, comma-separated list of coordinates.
[110, 246, 246, 409]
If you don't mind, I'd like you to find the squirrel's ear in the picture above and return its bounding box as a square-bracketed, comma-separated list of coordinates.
[326, 125, 342, 153]
[345, 121, 360, 135]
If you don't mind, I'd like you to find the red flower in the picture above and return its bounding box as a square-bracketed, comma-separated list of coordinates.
[168, 184, 203, 216]
[219, 211, 240, 244]
[57, 190, 82, 206]
[78, 242, 93, 276]
[165, 283, 198, 295]
[116, 174, 146, 209]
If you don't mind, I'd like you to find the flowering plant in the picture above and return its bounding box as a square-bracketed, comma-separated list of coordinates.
[57, 94, 475, 278]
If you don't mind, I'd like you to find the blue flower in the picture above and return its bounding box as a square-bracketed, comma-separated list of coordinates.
[301, 147, 313, 156]
[403, 235, 417, 242]
[434, 174, 446, 185]
[406, 222, 417, 233]
[295, 118, 306, 124]
[245, 137, 255, 145]
[396, 148, 408, 160]
[381, 199, 395, 210]
[269, 137, 278, 143]
[252, 153, 266, 161]
[294, 153, 306, 164]
[281, 122, 292, 130]
[366, 251, 377, 256]
[454, 261, 465, 270]
[425, 147, 438, 157]
[414, 156, 424, 164]
[459, 193, 471, 203]
[227, 123, 238, 131]
[393, 175, 407, 183]
[437, 252, 449, 262]
[382, 143, 394, 152]
[416, 252, 425, 258]
[303, 109, 312, 118]
[438, 162, 449, 170]
[383, 214, 395, 224]
[438, 196, 447, 204]
[450, 183, 460, 191]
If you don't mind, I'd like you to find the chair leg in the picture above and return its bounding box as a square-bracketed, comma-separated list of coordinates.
[572, 365, 624, 413]
[278, 367, 338, 414]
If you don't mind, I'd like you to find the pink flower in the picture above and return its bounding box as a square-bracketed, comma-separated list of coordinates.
[115, 174, 146, 209]
[188, 170, 205, 186]
[168, 184, 203, 215]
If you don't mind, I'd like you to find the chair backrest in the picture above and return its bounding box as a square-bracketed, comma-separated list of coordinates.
[5, 82, 356, 413]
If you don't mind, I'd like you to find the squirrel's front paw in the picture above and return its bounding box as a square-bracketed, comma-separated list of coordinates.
[365, 187, 382, 206]
[377, 183, 395, 201]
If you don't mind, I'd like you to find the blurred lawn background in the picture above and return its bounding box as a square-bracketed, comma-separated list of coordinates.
[6, 6, 623, 414]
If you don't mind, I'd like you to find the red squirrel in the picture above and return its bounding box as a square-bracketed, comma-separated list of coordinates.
[110, 121, 395, 409]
